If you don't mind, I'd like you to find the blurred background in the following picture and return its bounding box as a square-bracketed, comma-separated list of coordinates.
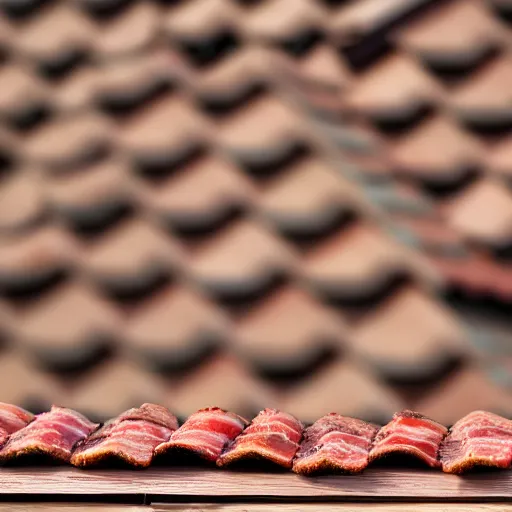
[0, 0, 511, 426]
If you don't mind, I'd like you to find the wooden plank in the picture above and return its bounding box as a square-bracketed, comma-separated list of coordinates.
[0, 507, 149, 511]
[152, 505, 512, 512]
[0, 468, 510, 501]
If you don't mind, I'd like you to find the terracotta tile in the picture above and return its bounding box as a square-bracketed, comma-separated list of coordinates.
[352, 286, 467, 379]
[188, 46, 275, 97]
[431, 253, 512, 300]
[22, 113, 111, 169]
[0, 350, 63, 409]
[92, 2, 160, 57]
[172, 355, 277, 419]
[258, 155, 365, 233]
[0, 63, 49, 116]
[0, 297, 15, 338]
[415, 366, 512, 426]
[343, 53, 443, 118]
[390, 115, 485, 180]
[291, 43, 351, 89]
[80, 219, 185, 290]
[13, 3, 94, 61]
[67, 358, 165, 422]
[0, 169, 45, 232]
[138, 152, 256, 228]
[302, 223, 435, 300]
[94, 49, 182, 109]
[15, 281, 122, 368]
[190, 219, 297, 296]
[163, 0, 241, 38]
[487, 135, 512, 178]
[450, 54, 512, 123]
[445, 178, 512, 246]
[243, 0, 326, 39]
[124, 285, 230, 368]
[116, 93, 211, 160]
[215, 93, 313, 156]
[329, 0, 429, 39]
[281, 359, 404, 424]
[51, 65, 100, 112]
[0, 226, 77, 293]
[45, 157, 132, 224]
[396, 0, 507, 66]
[235, 285, 348, 371]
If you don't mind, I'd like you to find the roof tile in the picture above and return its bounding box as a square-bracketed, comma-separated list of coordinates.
[172, 355, 277, 419]
[92, 2, 160, 58]
[0, 170, 45, 233]
[390, 115, 485, 180]
[352, 286, 467, 379]
[15, 281, 122, 369]
[190, 219, 297, 296]
[344, 53, 443, 118]
[281, 359, 404, 424]
[235, 285, 348, 371]
[124, 285, 230, 368]
[396, 0, 508, 66]
[445, 178, 512, 247]
[487, 136, 512, 178]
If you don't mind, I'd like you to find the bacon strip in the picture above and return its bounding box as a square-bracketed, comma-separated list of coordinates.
[440, 410, 512, 474]
[155, 407, 248, 463]
[0, 403, 34, 447]
[0, 406, 97, 464]
[293, 413, 379, 475]
[369, 410, 447, 468]
[71, 403, 178, 468]
[217, 408, 303, 469]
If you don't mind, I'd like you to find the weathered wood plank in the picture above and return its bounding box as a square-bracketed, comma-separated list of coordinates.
[152, 505, 512, 512]
[0, 507, 149, 511]
[0, 468, 510, 501]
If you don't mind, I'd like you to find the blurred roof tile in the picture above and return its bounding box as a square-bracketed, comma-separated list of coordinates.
[445, 178, 512, 247]
[450, 54, 512, 123]
[243, 0, 326, 40]
[0, 169, 45, 233]
[13, 3, 94, 61]
[172, 354, 277, 419]
[81, 219, 185, 289]
[216, 93, 313, 156]
[352, 286, 467, 379]
[67, 358, 165, 422]
[0, 226, 77, 293]
[92, 2, 160, 58]
[415, 366, 512, 426]
[45, 157, 132, 224]
[22, 113, 111, 169]
[487, 136, 512, 178]
[190, 219, 297, 296]
[51, 65, 100, 112]
[281, 359, 404, 424]
[124, 285, 230, 368]
[390, 115, 484, 180]
[302, 223, 434, 300]
[258, 155, 365, 233]
[396, 0, 508, 66]
[138, 153, 256, 228]
[344, 53, 443, 118]
[0, 350, 63, 409]
[235, 285, 348, 371]
[116, 93, 210, 158]
[15, 281, 122, 368]
[0, 63, 49, 116]
[163, 0, 241, 38]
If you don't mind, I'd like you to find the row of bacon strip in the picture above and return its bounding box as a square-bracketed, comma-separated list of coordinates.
[0, 403, 509, 475]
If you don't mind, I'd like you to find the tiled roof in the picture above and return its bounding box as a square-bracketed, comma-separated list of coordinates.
[0, 0, 511, 426]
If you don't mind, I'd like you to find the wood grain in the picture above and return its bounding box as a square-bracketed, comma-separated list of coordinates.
[0, 468, 510, 501]
[152, 505, 512, 512]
